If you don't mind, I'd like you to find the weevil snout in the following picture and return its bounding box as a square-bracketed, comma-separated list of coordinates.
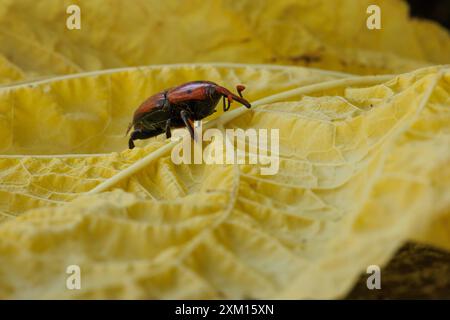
[216, 84, 251, 110]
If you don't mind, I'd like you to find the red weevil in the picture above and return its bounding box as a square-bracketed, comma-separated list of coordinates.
[126, 81, 251, 149]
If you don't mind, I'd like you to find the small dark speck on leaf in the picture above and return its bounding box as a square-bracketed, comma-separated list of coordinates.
[289, 54, 321, 64]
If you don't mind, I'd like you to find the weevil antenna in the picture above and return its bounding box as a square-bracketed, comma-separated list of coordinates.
[236, 85, 245, 98]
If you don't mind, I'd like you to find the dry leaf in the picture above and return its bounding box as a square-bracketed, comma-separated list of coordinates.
[0, 0, 449, 300]
[0, 64, 448, 298]
[0, 64, 345, 217]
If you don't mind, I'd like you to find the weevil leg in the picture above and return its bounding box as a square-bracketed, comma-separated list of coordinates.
[180, 110, 195, 140]
[226, 96, 232, 111]
[165, 119, 172, 139]
[223, 95, 232, 112]
[129, 128, 160, 149]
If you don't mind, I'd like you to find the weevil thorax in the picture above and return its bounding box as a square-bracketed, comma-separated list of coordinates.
[166, 81, 222, 120]
[167, 81, 213, 103]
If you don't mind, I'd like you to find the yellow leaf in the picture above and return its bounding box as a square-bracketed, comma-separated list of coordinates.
[0, 63, 346, 217]
[0, 64, 448, 298]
